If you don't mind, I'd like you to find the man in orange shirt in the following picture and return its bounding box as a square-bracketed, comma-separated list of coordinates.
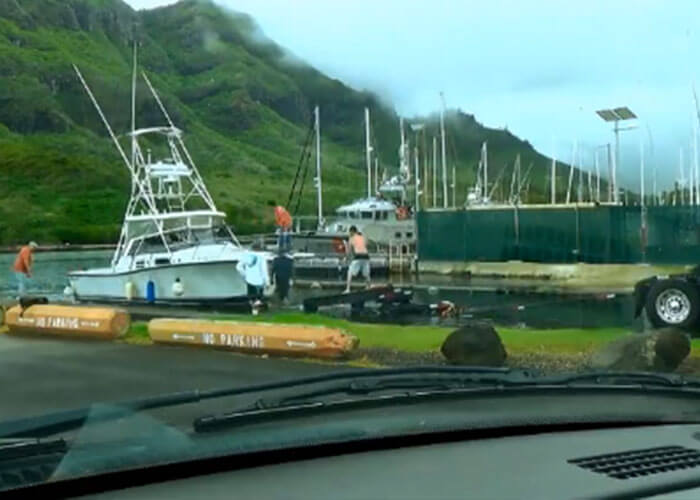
[12, 241, 37, 297]
[268, 201, 293, 252]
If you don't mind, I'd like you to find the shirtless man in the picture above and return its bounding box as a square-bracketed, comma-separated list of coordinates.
[345, 226, 370, 293]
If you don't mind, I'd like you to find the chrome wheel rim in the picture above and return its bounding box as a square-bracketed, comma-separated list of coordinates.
[655, 288, 692, 324]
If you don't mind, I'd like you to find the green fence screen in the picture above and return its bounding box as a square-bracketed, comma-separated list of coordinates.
[417, 205, 700, 265]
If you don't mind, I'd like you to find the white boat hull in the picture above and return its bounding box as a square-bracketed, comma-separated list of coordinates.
[68, 260, 252, 303]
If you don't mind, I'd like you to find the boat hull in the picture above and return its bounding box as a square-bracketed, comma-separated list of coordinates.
[68, 260, 251, 303]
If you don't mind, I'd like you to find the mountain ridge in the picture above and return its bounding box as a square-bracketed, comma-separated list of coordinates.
[0, 0, 573, 244]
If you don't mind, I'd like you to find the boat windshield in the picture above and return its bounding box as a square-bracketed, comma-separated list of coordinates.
[126, 224, 234, 257]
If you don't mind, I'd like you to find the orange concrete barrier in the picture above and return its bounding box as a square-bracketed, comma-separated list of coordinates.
[5, 305, 130, 340]
[148, 318, 359, 359]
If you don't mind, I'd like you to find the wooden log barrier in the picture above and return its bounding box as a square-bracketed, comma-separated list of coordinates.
[148, 318, 359, 359]
[5, 305, 130, 340]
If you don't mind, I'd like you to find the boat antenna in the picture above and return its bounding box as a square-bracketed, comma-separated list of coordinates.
[141, 70, 216, 209]
[73, 65, 134, 176]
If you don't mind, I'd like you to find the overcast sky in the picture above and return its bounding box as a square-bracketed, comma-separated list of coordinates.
[126, 0, 700, 190]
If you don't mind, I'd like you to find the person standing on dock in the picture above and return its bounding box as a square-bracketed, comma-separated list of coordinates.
[272, 247, 294, 304]
[12, 241, 37, 297]
[269, 201, 293, 252]
[345, 226, 370, 293]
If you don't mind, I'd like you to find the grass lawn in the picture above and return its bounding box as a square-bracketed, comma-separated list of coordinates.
[120, 312, 700, 358]
[4, 310, 700, 360]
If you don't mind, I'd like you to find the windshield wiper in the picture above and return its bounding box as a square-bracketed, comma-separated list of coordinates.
[0, 367, 516, 439]
[547, 371, 700, 388]
[3, 367, 699, 439]
[0, 438, 67, 461]
[192, 370, 700, 433]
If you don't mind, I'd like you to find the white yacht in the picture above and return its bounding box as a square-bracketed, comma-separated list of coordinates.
[322, 109, 416, 249]
[67, 55, 269, 304]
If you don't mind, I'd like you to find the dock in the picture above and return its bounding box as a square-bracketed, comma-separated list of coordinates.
[302, 285, 413, 313]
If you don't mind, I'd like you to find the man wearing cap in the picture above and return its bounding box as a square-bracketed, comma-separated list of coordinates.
[12, 241, 37, 297]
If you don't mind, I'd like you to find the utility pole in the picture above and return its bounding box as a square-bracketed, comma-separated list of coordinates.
[440, 92, 448, 209]
[365, 107, 372, 198]
[314, 105, 323, 229]
[607, 144, 613, 202]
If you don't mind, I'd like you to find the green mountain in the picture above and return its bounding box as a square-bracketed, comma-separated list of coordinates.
[0, 0, 579, 245]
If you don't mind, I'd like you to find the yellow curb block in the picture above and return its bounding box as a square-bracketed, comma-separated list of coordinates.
[5, 305, 130, 340]
[148, 318, 359, 359]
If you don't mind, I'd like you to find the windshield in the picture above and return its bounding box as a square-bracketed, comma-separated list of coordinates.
[2, 0, 700, 493]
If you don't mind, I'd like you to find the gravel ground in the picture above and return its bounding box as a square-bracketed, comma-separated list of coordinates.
[353, 347, 700, 376]
[352, 347, 595, 374]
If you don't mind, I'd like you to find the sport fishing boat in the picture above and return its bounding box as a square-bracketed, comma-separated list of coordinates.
[67, 53, 270, 304]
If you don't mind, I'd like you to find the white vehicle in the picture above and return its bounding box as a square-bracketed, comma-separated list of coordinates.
[68, 52, 269, 304]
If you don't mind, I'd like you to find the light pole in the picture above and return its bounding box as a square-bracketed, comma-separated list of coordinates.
[596, 107, 637, 204]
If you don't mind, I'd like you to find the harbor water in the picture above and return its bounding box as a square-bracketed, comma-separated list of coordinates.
[0, 250, 639, 331]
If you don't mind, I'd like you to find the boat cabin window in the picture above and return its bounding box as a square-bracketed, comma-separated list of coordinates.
[380, 211, 389, 220]
[361, 211, 372, 219]
[406, 232, 413, 239]
[154, 257, 171, 265]
[395, 232, 402, 238]
[348, 212, 357, 219]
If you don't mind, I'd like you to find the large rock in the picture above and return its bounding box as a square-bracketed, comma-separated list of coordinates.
[441, 322, 507, 366]
[590, 328, 690, 372]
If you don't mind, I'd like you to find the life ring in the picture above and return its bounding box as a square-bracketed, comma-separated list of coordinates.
[332, 237, 346, 254]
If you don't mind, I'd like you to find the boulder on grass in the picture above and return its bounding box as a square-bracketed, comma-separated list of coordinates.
[590, 328, 690, 372]
[441, 322, 507, 366]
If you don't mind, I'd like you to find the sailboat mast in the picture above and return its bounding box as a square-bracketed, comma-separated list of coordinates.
[365, 107, 372, 197]
[414, 145, 420, 211]
[314, 105, 323, 229]
[680, 148, 686, 205]
[640, 137, 645, 207]
[566, 141, 577, 204]
[595, 150, 600, 202]
[432, 136, 437, 207]
[551, 148, 556, 205]
[483, 142, 488, 201]
[374, 157, 379, 194]
[440, 92, 448, 208]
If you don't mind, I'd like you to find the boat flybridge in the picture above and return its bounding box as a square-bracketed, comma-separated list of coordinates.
[67, 56, 270, 304]
[323, 110, 416, 249]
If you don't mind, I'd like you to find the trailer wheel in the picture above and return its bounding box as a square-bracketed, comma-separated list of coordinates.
[645, 279, 700, 330]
